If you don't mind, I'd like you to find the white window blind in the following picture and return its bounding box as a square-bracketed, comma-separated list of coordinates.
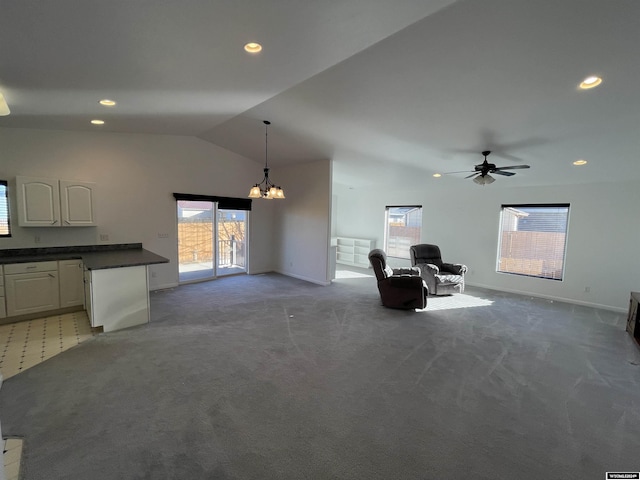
[496, 204, 569, 280]
[0, 180, 9, 237]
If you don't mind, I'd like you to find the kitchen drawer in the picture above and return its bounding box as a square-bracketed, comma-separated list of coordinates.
[4, 261, 58, 275]
[0, 264, 4, 286]
[0, 297, 5, 318]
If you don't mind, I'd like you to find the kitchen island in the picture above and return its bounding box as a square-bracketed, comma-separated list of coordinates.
[0, 243, 169, 332]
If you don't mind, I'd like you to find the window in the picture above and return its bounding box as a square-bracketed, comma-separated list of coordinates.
[384, 206, 422, 259]
[497, 204, 570, 280]
[0, 180, 10, 237]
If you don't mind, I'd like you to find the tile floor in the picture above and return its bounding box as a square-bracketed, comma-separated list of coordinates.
[0, 311, 96, 379]
[0, 311, 98, 479]
[2, 438, 23, 480]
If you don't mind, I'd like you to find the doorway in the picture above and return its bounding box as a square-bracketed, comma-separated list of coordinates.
[177, 201, 248, 283]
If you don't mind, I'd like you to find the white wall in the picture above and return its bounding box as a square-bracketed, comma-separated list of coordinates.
[333, 180, 640, 312]
[0, 127, 276, 289]
[12, 125, 634, 311]
[272, 159, 332, 285]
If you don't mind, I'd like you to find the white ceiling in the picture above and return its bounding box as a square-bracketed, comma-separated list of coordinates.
[1, 0, 639, 189]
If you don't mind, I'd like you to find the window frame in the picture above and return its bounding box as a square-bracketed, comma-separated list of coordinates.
[383, 205, 423, 260]
[496, 203, 570, 281]
[0, 179, 11, 238]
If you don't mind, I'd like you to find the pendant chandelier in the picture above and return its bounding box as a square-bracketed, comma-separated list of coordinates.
[248, 120, 285, 199]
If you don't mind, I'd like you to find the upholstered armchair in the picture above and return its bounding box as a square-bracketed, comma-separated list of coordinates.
[410, 244, 467, 295]
[368, 249, 428, 310]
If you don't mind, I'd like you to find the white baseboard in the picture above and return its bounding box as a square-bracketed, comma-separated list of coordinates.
[466, 281, 626, 314]
[274, 269, 331, 286]
[247, 269, 274, 276]
[150, 282, 179, 292]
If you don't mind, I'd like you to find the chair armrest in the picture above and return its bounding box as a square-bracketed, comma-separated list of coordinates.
[417, 263, 439, 275]
[392, 267, 421, 276]
[442, 263, 467, 275]
[386, 275, 425, 289]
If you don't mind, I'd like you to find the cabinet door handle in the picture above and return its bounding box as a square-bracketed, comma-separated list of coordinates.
[51, 220, 58, 225]
[64, 220, 70, 225]
[26, 265, 37, 269]
[48, 273, 55, 278]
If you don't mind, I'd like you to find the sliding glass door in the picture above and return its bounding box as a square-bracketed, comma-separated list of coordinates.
[216, 209, 247, 276]
[178, 200, 215, 282]
[177, 201, 247, 283]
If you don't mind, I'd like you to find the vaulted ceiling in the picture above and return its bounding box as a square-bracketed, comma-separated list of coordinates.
[1, 0, 639, 189]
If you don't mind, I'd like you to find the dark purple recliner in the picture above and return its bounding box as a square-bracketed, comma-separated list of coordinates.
[368, 249, 428, 310]
[410, 244, 467, 295]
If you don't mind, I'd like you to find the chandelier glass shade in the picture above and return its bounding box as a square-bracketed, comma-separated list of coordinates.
[0, 93, 10, 116]
[248, 120, 285, 199]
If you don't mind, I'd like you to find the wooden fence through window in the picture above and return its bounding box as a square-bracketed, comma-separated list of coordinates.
[178, 220, 245, 265]
[498, 231, 566, 279]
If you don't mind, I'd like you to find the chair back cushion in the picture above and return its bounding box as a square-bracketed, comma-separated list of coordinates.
[410, 244, 443, 268]
[368, 249, 389, 281]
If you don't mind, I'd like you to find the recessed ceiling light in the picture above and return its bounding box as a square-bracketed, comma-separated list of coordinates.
[579, 76, 602, 89]
[99, 99, 116, 106]
[244, 42, 262, 54]
[433, 173, 442, 178]
[573, 159, 588, 166]
[91, 119, 105, 125]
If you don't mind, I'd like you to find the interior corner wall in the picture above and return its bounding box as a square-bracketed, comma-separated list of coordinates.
[272, 159, 332, 285]
[333, 180, 640, 312]
[0, 127, 277, 289]
[247, 198, 276, 275]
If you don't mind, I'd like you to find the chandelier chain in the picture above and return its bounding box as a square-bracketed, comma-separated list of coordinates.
[247, 120, 284, 199]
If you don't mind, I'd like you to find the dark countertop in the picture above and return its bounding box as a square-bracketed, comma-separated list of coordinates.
[0, 243, 169, 270]
[81, 249, 169, 270]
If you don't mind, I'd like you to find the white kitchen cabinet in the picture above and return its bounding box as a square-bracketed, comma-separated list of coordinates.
[59, 259, 84, 307]
[84, 265, 150, 332]
[84, 268, 93, 322]
[60, 180, 96, 226]
[16, 176, 61, 227]
[0, 265, 5, 319]
[4, 261, 60, 316]
[16, 176, 96, 227]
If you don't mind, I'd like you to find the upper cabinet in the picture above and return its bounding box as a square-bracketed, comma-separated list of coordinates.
[16, 176, 60, 226]
[16, 176, 96, 227]
[60, 180, 96, 226]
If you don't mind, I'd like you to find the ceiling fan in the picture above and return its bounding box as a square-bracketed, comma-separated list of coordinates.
[445, 150, 530, 185]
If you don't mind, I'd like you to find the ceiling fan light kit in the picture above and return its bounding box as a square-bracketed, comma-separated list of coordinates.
[473, 174, 495, 185]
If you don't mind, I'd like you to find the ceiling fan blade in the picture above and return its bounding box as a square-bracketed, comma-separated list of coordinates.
[491, 152, 525, 163]
[464, 172, 481, 179]
[441, 170, 475, 175]
[492, 170, 515, 176]
[495, 165, 530, 170]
